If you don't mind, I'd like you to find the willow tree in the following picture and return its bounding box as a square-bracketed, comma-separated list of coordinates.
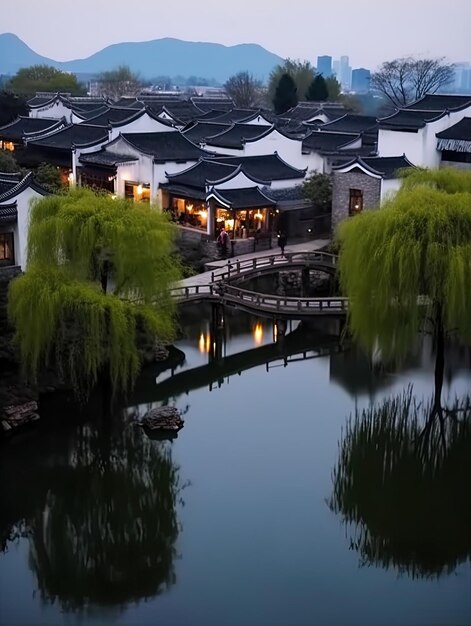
[8, 188, 181, 395]
[337, 168, 471, 413]
[330, 388, 471, 579]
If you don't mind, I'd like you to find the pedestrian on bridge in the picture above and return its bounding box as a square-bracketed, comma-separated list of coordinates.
[278, 231, 287, 257]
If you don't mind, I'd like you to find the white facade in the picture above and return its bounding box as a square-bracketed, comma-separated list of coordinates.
[109, 113, 176, 140]
[243, 128, 305, 169]
[29, 99, 73, 122]
[0, 186, 46, 269]
[378, 105, 471, 167]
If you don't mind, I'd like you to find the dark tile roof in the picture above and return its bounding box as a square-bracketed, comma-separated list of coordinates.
[208, 186, 276, 209]
[0, 116, 64, 141]
[320, 114, 378, 134]
[279, 102, 347, 123]
[378, 109, 444, 131]
[159, 183, 207, 201]
[208, 108, 259, 123]
[73, 105, 110, 120]
[436, 117, 471, 141]
[121, 131, 209, 162]
[333, 155, 414, 179]
[79, 150, 139, 167]
[26, 124, 109, 149]
[205, 123, 271, 149]
[405, 94, 471, 112]
[302, 130, 360, 153]
[190, 98, 234, 112]
[148, 101, 204, 124]
[83, 107, 143, 127]
[195, 109, 232, 121]
[165, 159, 238, 187]
[212, 154, 307, 180]
[183, 122, 231, 143]
[0, 172, 47, 202]
[27, 94, 59, 108]
[261, 185, 305, 202]
[112, 98, 146, 109]
[0, 202, 18, 223]
[68, 97, 108, 107]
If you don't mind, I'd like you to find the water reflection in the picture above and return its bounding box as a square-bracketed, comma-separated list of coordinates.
[330, 387, 471, 579]
[0, 416, 182, 613]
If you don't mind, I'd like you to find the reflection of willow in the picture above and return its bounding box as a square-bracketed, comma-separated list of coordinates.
[330, 387, 471, 579]
[26, 423, 182, 611]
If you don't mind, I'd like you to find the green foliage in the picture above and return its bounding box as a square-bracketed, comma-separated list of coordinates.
[302, 172, 332, 210]
[34, 163, 65, 194]
[305, 74, 328, 101]
[7, 65, 86, 96]
[337, 168, 471, 359]
[325, 76, 341, 101]
[97, 65, 142, 101]
[224, 71, 264, 108]
[0, 91, 27, 125]
[8, 188, 181, 394]
[268, 59, 315, 107]
[330, 387, 471, 578]
[273, 73, 298, 115]
[0, 150, 20, 173]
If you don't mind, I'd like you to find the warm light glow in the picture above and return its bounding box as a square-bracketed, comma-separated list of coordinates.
[354, 204, 359, 209]
[225, 219, 234, 229]
[187, 203, 194, 212]
[198, 333, 211, 353]
[136, 184, 143, 195]
[273, 322, 278, 342]
[253, 322, 263, 346]
[68, 172, 74, 184]
[111, 194, 117, 200]
[254, 211, 263, 220]
[199, 208, 208, 218]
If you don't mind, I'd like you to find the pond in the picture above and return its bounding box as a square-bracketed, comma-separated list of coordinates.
[0, 305, 470, 626]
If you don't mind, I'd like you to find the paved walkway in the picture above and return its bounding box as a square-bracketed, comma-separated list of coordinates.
[179, 238, 330, 288]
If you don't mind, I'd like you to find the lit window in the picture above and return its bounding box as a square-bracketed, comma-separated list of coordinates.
[349, 189, 363, 216]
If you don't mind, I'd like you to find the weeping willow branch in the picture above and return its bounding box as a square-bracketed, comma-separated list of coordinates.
[337, 167, 471, 362]
[8, 188, 181, 395]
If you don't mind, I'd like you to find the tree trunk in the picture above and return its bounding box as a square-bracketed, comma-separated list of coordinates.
[433, 303, 445, 414]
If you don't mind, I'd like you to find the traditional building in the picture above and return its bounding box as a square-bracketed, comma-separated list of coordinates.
[0, 172, 47, 269]
[378, 95, 471, 167]
[0, 116, 65, 153]
[331, 155, 414, 230]
[78, 131, 209, 200]
[302, 130, 363, 173]
[436, 117, 471, 169]
[160, 154, 307, 239]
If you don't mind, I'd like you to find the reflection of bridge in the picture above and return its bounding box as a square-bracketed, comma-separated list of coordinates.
[171, 251, 346, 318]
[130, 324, 343, 403]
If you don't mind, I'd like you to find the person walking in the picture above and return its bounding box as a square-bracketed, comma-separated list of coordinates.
[217, 227, 230, 259]
[278, 231, 287, 257]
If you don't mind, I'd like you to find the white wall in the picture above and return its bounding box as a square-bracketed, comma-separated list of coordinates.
[378, 128, 425, 165]
[380, 178, 402, 202]
[30, 100, 72, 122]
[109, 113, 177, 140]
[244, 129, 305, 169]
[303, 151, 327, 174]
[0, 187, 45, 269]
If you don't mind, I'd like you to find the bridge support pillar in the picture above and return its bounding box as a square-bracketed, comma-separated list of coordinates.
[302, 267, 310, 297]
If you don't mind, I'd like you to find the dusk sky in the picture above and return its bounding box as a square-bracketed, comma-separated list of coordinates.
[3, 0, 470, 69]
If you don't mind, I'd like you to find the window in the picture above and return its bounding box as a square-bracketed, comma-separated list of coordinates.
[125, 181, 150, 202]
[0, 233, 15, 266]
[349, 189, 363, 216]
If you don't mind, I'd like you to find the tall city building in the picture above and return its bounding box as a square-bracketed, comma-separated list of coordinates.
[339, 56, 352, 90]
[333, 60, 340, 79]
[317, 55, 332, 77]
[351, 68, 371, 93]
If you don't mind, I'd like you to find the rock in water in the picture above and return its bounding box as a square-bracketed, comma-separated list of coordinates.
[140, 406, 184, 439]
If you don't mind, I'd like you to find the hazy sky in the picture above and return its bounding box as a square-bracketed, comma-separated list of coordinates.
[3, 0, 470, 69]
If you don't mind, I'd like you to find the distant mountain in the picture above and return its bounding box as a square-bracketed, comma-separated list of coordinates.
[0, 33, 284, 83]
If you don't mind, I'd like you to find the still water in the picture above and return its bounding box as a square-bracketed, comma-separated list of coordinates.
[0, 305, 470, 626]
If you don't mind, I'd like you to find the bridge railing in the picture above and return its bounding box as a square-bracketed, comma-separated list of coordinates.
[212, 250, 338, 282]
[222, 283, 348, 313]
[169, 281, 348, 314]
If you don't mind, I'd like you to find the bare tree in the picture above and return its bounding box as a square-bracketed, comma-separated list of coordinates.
[97, 65, 142, 101]
[371, 57, 454, 106]
[224, 71, 264, 108]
